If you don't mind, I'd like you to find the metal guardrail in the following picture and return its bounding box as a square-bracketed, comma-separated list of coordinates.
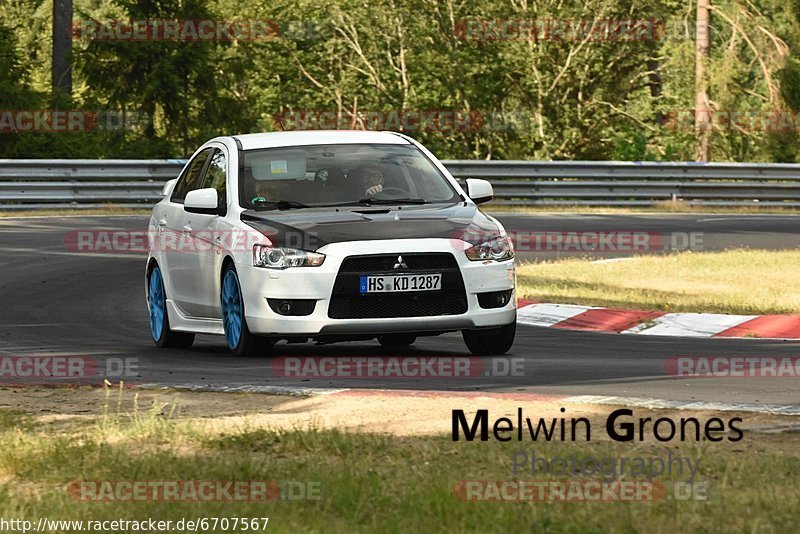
[0, 160, 183, 210]
[2, 159, 800, 209]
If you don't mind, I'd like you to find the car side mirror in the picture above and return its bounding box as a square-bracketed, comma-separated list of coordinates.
[466, 178, 493, 205]
[161, 178, 178, 197]
[184, 188, 221, 215]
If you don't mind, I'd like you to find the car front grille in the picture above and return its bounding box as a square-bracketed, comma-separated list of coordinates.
[328, 253, 467, 319]
[338, 253, 458, 273]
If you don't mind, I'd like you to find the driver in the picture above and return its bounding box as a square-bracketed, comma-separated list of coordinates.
[349, 165, 385, 198]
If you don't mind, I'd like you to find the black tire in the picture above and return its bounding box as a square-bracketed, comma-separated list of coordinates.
[160, 328, 195, 349]
[148, 265, 195, 349]
[232, 331, 274, 357]
[377, 334, 417, 347]
[462, 322, 516, 356]
[221, 263, 274, 357]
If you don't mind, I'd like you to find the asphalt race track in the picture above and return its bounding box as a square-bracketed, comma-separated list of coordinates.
[500, 212, 800, 260]
[1, 214, 798, 406]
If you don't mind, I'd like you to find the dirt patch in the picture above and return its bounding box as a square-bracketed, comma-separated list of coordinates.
[1, 386, 798, 447]
[0, 386, 292, 419]
[204, 390, 603, 437]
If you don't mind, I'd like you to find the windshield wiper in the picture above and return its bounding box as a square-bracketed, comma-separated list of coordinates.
[251, 199, 310, 210]
[353, 197, 429, 205]
[252, 198, 430, 210]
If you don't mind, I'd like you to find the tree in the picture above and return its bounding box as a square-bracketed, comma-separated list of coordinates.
[77, 0, 257, 157]
[695, 0, 711, 161]
[0, 17, 44, 157]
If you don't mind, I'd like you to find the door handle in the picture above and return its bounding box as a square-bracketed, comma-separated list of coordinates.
[182, 224, 192, 233]
[158, 219, 167, 227]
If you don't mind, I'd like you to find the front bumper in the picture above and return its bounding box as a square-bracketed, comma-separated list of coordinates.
[236, 238, 516, 336]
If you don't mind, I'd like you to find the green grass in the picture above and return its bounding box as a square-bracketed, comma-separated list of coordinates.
[517, 248, 800, 314]
[487, 201, 800, 214]
[1, 391, 800, 533]
[0, 409, 34, 431]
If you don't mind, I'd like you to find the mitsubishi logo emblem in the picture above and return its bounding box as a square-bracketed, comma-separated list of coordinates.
[393, 255, 408, 270]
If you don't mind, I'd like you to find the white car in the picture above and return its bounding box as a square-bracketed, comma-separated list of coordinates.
[145, 131, 516, 356]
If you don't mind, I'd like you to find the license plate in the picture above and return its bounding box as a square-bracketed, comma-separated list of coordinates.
[360, 274, 442, 293]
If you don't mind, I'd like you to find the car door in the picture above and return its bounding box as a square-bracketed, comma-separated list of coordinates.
[183, 146, 229, 318]
[165, 147, 213, 315]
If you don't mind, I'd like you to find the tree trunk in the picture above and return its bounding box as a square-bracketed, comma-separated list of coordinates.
[695, 0, 711, 161]
[52, 0, 73, 102]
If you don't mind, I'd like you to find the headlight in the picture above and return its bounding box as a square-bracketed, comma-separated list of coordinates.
[253, 245, 325, 269]
[465, 235, 514, 261]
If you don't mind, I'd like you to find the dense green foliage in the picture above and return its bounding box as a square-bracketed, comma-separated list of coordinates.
[0, 0, 798, 160]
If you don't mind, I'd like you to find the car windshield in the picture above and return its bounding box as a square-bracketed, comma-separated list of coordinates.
[239, 143, 460, 209]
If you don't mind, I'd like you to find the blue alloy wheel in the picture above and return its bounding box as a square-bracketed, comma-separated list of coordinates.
[149, 267, 166, 341]
[222, 269, 244, 350]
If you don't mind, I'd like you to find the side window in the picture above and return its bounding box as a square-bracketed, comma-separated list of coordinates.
[203, 149, 227, 208]
[171, 148, 212, 204]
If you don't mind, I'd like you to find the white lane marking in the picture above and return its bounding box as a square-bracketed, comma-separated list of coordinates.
[623, 320, 663, 334]
[517, 303, 593, 327]
[697, 216, 800, 222]
[562, 395, 800, 415]
[0, 214, 146, 221]
[622, 312, 757, 337]
[1, 324, 60, 327]
[745, 424, 800, 434]
[0, 246, 143, 259]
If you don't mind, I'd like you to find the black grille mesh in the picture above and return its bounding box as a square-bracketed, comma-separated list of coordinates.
[329, 253, 466, 319]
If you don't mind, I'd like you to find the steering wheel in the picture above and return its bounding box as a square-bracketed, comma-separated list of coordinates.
[372, 186, 408, 198]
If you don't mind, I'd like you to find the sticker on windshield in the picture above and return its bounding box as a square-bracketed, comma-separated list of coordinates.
[270, 160, 288, 174]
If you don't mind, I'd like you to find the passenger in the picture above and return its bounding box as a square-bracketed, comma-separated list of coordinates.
[318, 167, 348, 202]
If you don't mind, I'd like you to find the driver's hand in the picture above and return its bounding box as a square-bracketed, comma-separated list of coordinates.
[364, 184, 383, 197]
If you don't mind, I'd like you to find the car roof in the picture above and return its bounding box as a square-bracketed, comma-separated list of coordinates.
[232, 130, 411, 151]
